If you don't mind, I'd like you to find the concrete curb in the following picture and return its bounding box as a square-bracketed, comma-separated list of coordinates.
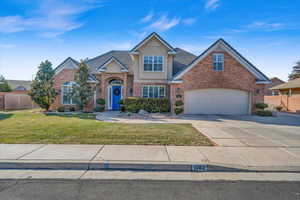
[1, 161, 300, 173]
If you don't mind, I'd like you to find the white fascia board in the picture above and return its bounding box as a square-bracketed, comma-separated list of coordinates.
[256, 81, 271, 84]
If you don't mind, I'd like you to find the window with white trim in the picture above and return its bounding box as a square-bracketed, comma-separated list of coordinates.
[144, 56, 163, 72]
[61, 82, 76, 105]
[142, 85, 165, 98]
[213, 53, 224, 71]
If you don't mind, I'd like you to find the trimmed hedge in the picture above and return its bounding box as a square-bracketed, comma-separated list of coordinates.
[122, 97, 170, 113]
[256, 103, 268, 110]
[96, 98, 105, 105]
[94, 106, 105, 112]
[175, 100, 184, 107]
[174, 107, 184, 115]
[57, 106, 65, 112]
[257, 110, 273, 116]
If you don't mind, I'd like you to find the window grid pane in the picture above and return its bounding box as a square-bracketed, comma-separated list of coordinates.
[144, 56, 163, 71]
[213, 54, 224, 71]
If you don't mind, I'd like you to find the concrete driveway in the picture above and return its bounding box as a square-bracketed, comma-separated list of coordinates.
[97, 111, 300, 148]
[192, 113, 300, 147]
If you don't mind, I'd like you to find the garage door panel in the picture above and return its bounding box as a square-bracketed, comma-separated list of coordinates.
[184, 89, 249, 115]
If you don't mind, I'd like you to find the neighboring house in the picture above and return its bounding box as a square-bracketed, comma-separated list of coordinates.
[51, 32, 270, 115]
[263, 77, 285, 96]
[266, 78, 300, 112]
[7, 80, 31, 92]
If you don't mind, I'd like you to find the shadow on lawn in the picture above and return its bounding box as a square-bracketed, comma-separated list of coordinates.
[0, 113, 13, 120]
[44, 112, 96, 120]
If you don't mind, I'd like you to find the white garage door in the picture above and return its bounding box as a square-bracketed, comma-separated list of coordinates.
[184, 89, 249, 115]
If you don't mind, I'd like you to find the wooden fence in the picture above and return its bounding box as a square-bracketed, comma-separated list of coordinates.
[0, 92, 38, 110]
[264, 95, 300, 112]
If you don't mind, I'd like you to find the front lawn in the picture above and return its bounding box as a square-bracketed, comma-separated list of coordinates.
[0, 110, 213, 146]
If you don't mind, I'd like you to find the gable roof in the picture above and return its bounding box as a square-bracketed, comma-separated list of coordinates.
[271, 78, 300, 90]
[173, 39, 270, 82]
[130, 32, 176, 54]
[86, 50, 132, 73]
[98, 56, 129, 72]
[7, 80, 31, 91]
[54, 57, 79, 75]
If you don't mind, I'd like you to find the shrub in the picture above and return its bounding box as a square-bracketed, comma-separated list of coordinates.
[119, 99, 124, 105]
[120, 105, 126, 112]
[94, 106, 105, 112]
[174, 108, 184, 115]
[57, 106, 65, 112]
[256, 103, 268, 110]
[96, 98, 105, 105]
[257, 110, 273, 117]
[276, 105, 283, 111]
[175, 100, 184, 107]
[69, 107, 76, 112]
[122, 97, 170, 113]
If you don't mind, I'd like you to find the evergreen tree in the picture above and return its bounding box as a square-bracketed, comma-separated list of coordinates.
[28, 60, 57, 111]
[72, 60, 93, 110]
[288, 60, 300, 80]
[0, 75, 12, 92]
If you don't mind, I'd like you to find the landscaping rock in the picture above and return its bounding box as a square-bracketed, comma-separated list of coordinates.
[138, 109, 149, 115]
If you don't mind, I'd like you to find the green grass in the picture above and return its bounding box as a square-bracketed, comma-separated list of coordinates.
[0, 109, 213, 146]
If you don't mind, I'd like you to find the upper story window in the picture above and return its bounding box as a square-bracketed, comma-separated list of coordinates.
[142, 85, 165, 98]
[213, 53, 224, 71]
[144, 56, 163, 72]
[61, 82, 76, 105]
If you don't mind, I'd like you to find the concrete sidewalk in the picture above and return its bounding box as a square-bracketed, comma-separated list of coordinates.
[1, 144, 300, 172]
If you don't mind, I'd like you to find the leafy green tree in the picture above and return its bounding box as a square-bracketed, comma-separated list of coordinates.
[0, 75, 12, 92]
[72, 60, 93, 110]
[28, 60, 57, 111]
[288, 60, 300, 80]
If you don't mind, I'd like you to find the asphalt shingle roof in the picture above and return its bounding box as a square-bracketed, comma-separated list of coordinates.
[86, 51, 132, 73]
[271, 78, 300, 90]
[85, 48, 196, 76]
[7, 80, 31, 91]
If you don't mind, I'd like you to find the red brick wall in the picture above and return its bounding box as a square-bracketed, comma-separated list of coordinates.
[51, 69, 76, 110]
[170, 50, 265, 113]
[51, 69, 96, 111]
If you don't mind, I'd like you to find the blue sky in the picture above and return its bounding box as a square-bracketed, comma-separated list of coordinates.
[0, 0, 299, 81]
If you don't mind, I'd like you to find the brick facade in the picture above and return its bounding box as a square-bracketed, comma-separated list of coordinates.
[133, 82, 169, 98]
[51, 69, 96, 111]
[170, 51, 265, 114]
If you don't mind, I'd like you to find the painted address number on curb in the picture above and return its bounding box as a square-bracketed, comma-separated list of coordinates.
[191, 164, 208, 172]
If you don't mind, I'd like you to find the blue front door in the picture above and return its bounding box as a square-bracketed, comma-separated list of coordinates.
[112, 86, 121, 110]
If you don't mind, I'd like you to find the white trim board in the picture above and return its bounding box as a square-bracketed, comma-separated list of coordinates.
[130, 32, 176, 54]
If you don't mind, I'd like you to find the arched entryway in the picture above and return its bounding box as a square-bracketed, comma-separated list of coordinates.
[107, 79, 123, 110]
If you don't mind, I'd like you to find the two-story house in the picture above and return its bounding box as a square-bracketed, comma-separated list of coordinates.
[51, 32, 270, 115]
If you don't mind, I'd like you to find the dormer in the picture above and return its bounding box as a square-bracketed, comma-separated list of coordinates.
[97, 56, 129, 73]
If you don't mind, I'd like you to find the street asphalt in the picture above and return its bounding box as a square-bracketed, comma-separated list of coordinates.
[0, 179, 299, 200]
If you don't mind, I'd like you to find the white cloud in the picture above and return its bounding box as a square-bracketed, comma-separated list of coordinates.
[0, 0, 103, 37]
[140, 12, 154, 23]
[0, 44, 16, 48]
[247, 21, 284, 31]
[148, 14, 180, 31]
[182, 17, 197, 25]
[231, 21, 287, 33]
[205, 0, 220, 11]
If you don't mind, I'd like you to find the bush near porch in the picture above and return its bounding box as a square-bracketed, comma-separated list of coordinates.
[120, 97, 170, 113]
